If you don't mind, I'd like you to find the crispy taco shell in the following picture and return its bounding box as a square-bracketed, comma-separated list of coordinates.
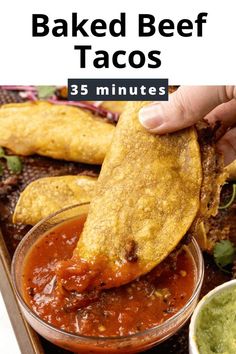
[0, 101, 114, 164]
[13, 175, 97, 225]
[58, 101, 203, 292]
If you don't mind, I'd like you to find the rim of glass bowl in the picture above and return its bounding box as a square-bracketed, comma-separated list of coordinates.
[11, 202, 204, 343]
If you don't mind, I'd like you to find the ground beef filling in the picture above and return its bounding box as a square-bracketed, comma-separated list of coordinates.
[188, 122, 226, 250]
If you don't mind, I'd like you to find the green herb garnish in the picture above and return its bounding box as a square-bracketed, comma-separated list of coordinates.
[213, 240, 235, 273]
[36, 86, 56, 99]
[219, 184, 236, 209]
[0, 147, 23, 175]
[6, 156, 22, 174]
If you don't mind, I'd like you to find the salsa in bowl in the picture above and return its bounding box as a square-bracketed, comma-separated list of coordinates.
[12, 203, 204, 353]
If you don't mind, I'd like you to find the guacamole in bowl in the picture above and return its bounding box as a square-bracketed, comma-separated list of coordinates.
[189, 280, 236, 354]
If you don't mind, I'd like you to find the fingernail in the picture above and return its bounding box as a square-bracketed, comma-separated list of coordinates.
[139, 105, 164, 130]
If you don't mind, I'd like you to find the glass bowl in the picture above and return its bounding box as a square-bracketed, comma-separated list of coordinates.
[12, 203, 204, 354]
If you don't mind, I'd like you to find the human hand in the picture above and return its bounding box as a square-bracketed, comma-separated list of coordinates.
[139, 86, 236, 165]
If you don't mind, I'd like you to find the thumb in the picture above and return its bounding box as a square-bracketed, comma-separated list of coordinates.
[139, 86, 236, 134]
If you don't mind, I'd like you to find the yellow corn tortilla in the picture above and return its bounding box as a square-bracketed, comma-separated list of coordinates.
[73, 101, 202, 283]
[13, 175, 97, 225]
[0, 101, 114, 164]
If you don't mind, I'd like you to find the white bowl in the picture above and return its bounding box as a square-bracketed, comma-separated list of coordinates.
[189, 279, 236, 354]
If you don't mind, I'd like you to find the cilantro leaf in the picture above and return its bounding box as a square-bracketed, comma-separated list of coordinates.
[213, 240, 235, 270]
[36, 86, 56, 99]
[0, 147, 23, 175]
[0, 162, 3, 176]
[6, 156, 22, 174]
[0, 147, 5, 158]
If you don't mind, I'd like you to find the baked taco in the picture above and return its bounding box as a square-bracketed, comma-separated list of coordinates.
[13, 175, 97, 225]
[0, 101, 114, 164]
[57, 102, 225, 294]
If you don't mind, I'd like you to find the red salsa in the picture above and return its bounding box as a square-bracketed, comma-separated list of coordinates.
[22, 216, 196, 337]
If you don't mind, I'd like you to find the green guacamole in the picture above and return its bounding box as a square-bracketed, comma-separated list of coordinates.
[196, 286, 236, 354]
